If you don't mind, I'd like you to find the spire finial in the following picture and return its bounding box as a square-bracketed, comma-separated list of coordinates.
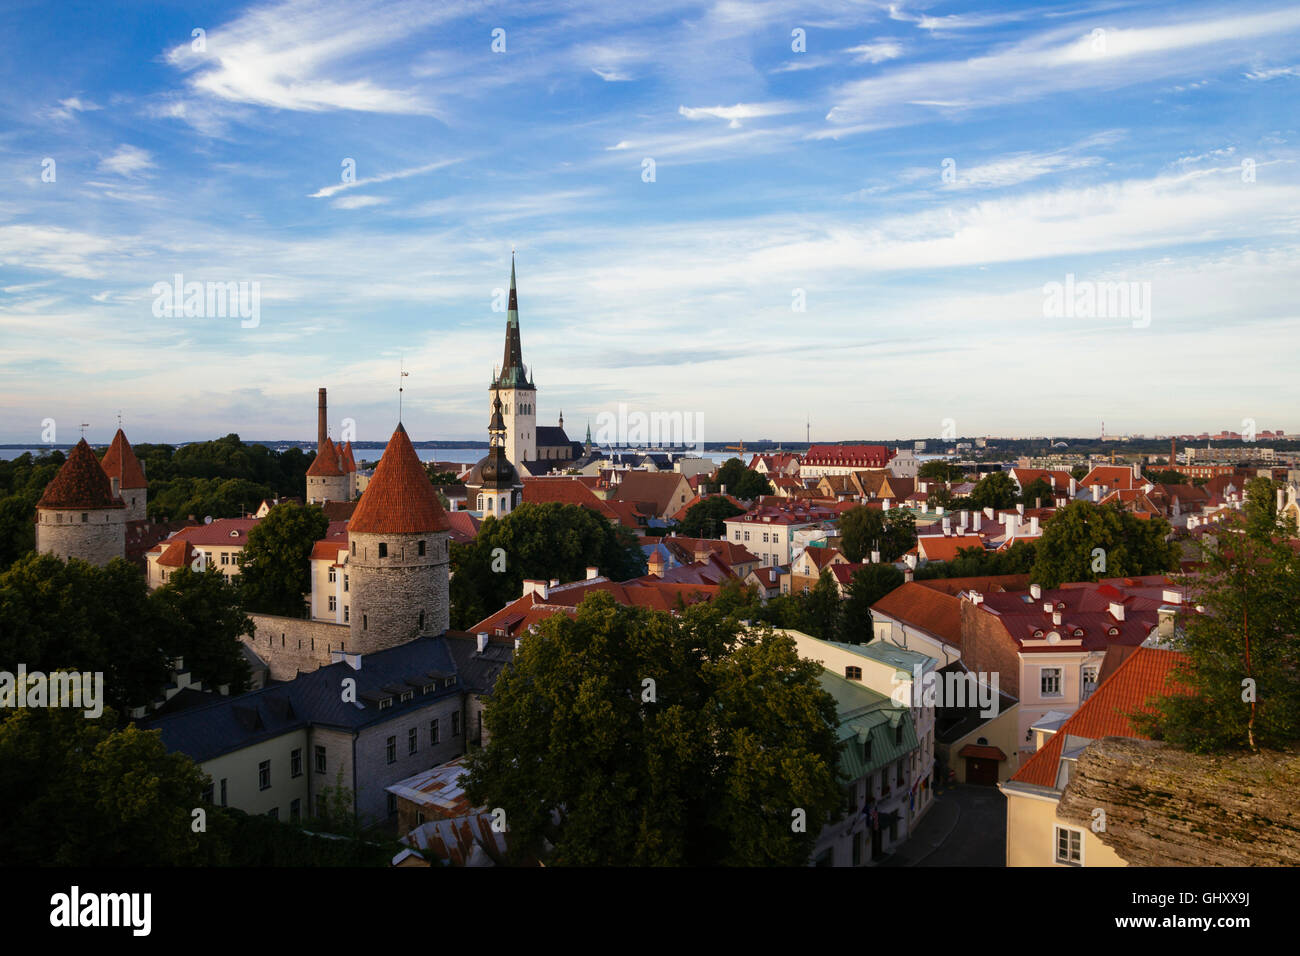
[398, 355, 409, 422]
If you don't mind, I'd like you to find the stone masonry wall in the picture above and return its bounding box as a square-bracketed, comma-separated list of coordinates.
[36, 508, 125, 567]
[246, 613, 351, 681]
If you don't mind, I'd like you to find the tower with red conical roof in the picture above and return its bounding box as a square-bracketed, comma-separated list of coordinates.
[36, 439, 127, 566]
[100, 428, 149, 521]
[347, 422, 451, 653]
[307, 435, 349, 503]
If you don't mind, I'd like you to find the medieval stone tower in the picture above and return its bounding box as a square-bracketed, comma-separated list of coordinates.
[100, 428, 148, 522]
[346, 422, 450, 654]
[305, 390, 357, 503]
[493, 255, 537, 467]
[35, 438, 126, 566]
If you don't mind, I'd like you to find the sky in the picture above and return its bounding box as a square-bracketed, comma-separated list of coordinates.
[0, 0, 1297, 446]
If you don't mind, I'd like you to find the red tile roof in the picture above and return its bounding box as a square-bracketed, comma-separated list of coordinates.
[1011, 647, 1190, 788]
[156, 538, 196, 569]
[100, 429, 148, 489]
[306, 437, 344, 477]
[958, 743, 1007, 761]
[37, 439, 125, 510]
[1080, 465, 1136, 490]
[804, 444, 892, 468]
[872, 581, 964, 647]
[917, 534, 986, 563]
[444, 510, 481, 544]
[471, 577, 722, 635]
[523, 477, 639, 528]
[349, 424, 450, 534]
[149, 517, 259, 549]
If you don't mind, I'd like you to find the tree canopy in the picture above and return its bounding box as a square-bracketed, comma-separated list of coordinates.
[838, 506, 916, 563]
[917, 460, 965, 483]
[238, 501, 329, 617]
[463, 591, 843, 865]
[970, 471, 1018, 511]
[1027, 500, 1177, 587]
[676, 495, 744, 538]
[448, 502, 647, 629]
[1136, 479, 1300, 753]
[713, 458, 773, 500]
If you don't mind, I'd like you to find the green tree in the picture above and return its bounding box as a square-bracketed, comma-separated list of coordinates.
[838, 506, 916, 563]
[838, 564, 903, 644]
[448, 503, 647, 629]
[676, 495, 744, 538]
[424, 466, 459, 486]
[714, 458, 773, 500]
[238, 502, 329, 616]
[1018, 477, 1055, 508]
[918, 460, 964, 483]
[0, 553, 169, 714]
[1144, 468, 1188, 485]
[151, 564, 254, 692]
[800, 569, 843, 640]
[463, 591, 842, 865]
[0, 491, 37, 570]
[1136, 480, 1300, 753]
[1027, 500, 1177, 587]
[0, 705, 210, 865]
[970, 471, 1018, 510]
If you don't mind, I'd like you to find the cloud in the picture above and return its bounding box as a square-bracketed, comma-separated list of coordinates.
[592, 67, 633, 82]
[309, 158, 461, 199]
[844, 41, 903, 64]
[98, 145, 155, 177]
[827, 7, 1300, 129]
[678, 101, 799, 128]
[44, 97, 101, 121]
[1245, 64, 1300, 80]
[333, 195, 390, 209]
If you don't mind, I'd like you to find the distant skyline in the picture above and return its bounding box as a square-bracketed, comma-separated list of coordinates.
[2, 0, 1298, 443]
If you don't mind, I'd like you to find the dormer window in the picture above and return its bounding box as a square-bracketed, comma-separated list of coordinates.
[421, 683, 433, 694]
[1073, 628, 1084, 638]
[1033, 628, 1044, 639]
[378, 697, 392, 710]
[400, 691, 413, 703]
[1107, 626, 1119, 636]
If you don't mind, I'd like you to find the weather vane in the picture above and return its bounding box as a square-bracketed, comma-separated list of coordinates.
[399, 356, 409, 422]
[79, 423, 90, 439]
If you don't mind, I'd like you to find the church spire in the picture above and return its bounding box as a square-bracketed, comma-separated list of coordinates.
[497, 253, 528, 387]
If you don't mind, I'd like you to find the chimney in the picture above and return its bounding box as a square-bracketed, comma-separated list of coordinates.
[969, 591, 984, 606]
[1043, 602, 1054, 613]
[523, 579, 549, 600]
[548, 578, 559, 589]
[904, 567, 914, 583]
[586, 566, 599, 580]
[942, 517, 951, 535]
[476, 632, 489, 653]
[883, 498, 892, 510]
[514, 637, 522, 652]
[1109, 602, 1125, 621]
[1069, 476, 1077, 496]
[972, 512, 982, 532]
[1052, 611, 1062, 626]
[1030, 583, 1042, 600]
[1092, 484, 1101, 502]
[318, 387, 327, 447]
[983, 507, 994, 519]
[1030, 516, 1039, 535]
[870, 549, 881, 564]
[1016, 502, 1025, 515]
[720, 484, 727, 495]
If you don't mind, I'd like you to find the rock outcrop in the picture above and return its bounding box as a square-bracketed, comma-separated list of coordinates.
[1057, 737, 1300, 866]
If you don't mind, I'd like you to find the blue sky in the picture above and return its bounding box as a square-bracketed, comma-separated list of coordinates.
[1, 0, 1297, 445]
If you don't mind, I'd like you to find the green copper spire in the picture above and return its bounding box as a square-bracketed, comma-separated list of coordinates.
[496, 252, 529, 388]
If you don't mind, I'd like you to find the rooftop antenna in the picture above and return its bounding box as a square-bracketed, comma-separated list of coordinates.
[398, 355, 409, 423]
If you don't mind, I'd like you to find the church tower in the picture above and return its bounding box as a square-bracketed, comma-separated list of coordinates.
[493, 255, 536, 467]
[476, 390, 521, 516]
[100, 428, 148, 522]
[346, 423, 450, 654]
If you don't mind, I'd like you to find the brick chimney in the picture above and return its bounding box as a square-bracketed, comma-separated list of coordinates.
[318, 387, 327, 447]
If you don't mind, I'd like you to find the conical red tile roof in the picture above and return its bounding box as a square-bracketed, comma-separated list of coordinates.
[100, 428, 148, 489]
[37, 439, 126, 510]
[340, 441, 357, 473]
[348, 424, 449, 534]
[307, 436, 344, 477]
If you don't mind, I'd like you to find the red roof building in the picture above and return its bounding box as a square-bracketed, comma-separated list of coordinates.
[37, 439, 125, 510]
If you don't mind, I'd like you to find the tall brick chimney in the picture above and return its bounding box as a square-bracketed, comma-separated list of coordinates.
[317, 388, 327, 447]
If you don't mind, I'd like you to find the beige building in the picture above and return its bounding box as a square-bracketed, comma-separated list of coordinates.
[145, 518, 258, 588]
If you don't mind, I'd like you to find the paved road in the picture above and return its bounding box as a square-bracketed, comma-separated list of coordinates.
[882, 784, 1006, 867]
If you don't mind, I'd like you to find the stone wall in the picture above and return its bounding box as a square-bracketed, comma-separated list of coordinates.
[348, 531, 450, 655]
[352, 693, 466, 825]
[246, 613, 351, 681]
[36, 507, 125, 567]
[1057, 737, 1300, 866]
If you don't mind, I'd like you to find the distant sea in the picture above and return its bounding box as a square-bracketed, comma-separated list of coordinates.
[0, 445, 735, 466]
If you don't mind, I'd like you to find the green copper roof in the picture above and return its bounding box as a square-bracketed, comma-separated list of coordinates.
[496, 254, 531, 388]
[818, 670, 918, 779]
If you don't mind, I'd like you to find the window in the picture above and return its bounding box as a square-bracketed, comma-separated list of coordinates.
[408, 727, 418, 754]
[445, 677, 455, 689]
[386, 736, 396, 764]
[258, 760, 271, 791]
[734, 531, 740, 540]
[1055, 826, 1083, 865]
[351, 541, 356, 556]
[416, 811, 426, 826]
[387, 793, 398, 816]
[743, 531, 750, 541]
[343, 574, 348, 592]
[329, 567, 336, 582]
[762, 532, 769, 543]
[221, 551, 230, 565]
[418, 540, 426, 556]
[430, 719, 440, 744]
[418, 610, 425, 630]
[315, 746, 326, 773]
[845, 666, 862, 680]
[1041, 667, 1063, 696]
[400, 690, 413, 703]
[344, 606, 349, 622]
[895, 723, 903, 745]
[378, 543, 388, 558]
[363, 614, 367, 631]
[328, 595, 337, 612]
[379, 697, 392, 710]
[291, 748, 302, 778]
[290, 799, 301, 822]
[220, 779, 227, 806]
[81, 513, 88, 522]
[422, 683, 433, 694]
[452, 712, 461, 736]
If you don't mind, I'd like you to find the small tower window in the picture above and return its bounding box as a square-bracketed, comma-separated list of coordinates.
[363, 614, 368, 631]
[81, 513, 88, 523]
[418, 540, 426, 556]
[378, 543, 388, 558]
[418, 610, 425, 630]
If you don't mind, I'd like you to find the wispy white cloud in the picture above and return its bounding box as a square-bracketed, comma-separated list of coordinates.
[43, 97, 102, 121]
[309, 158, 461, 199]
[98, 145, 155, 177]
[844, 40, 904, 64]
[333, 194, 390, 209]
[678, 101, 799, 127]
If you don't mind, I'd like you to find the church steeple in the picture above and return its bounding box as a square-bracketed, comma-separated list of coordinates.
[497, 253, 528, 388]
